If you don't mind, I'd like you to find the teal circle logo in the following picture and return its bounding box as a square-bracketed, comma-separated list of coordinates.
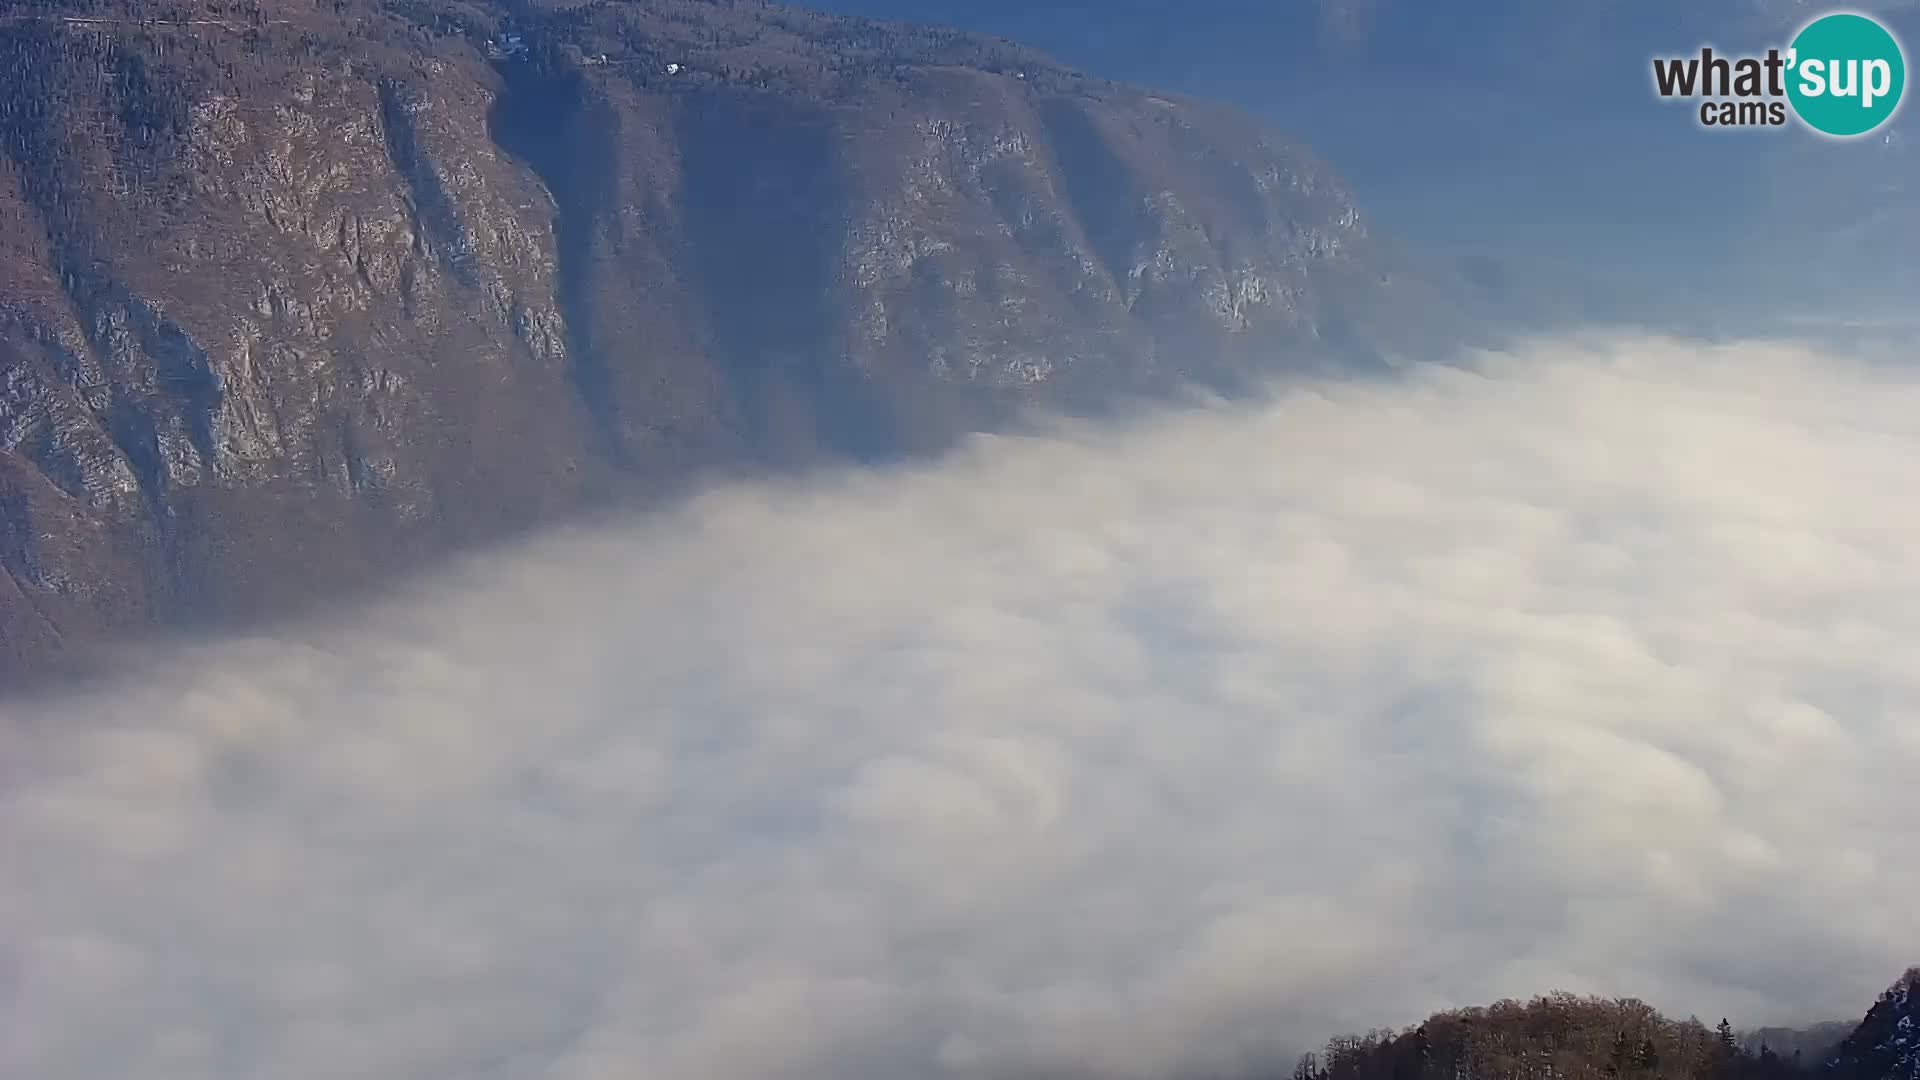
[1786, 12, 1906, 137]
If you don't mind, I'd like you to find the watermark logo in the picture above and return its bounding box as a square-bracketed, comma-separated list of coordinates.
[1652, 10, 1906, 137]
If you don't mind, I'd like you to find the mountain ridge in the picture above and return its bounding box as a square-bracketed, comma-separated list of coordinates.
[1285, 968, 1920, 1080]
[1823, 969, 1920, 1080]
[0, 0, 1512, 678]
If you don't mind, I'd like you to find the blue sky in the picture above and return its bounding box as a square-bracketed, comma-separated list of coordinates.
[813, 1, 1918, 319]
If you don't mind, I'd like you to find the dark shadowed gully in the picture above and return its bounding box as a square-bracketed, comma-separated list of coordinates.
[0, 0, 1562, 677]
[3, 5, 1917, 1079]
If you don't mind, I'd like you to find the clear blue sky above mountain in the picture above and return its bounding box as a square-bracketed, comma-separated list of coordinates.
[814, 1, 1918, 320]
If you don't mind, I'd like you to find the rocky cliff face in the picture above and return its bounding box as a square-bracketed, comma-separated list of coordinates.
[1826, 969, 1920, 1080]
[0, 0, 1473, 679]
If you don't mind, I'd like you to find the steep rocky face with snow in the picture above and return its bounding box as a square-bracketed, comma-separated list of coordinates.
[1827, 970, 1920, 1080]
[0, 0, 1494, 678]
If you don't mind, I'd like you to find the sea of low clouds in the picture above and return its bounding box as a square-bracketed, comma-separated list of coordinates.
[4, 333, 1918, 1080]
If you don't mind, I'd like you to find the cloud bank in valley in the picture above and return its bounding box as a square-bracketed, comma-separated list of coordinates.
[4, 333, 1919, 1080]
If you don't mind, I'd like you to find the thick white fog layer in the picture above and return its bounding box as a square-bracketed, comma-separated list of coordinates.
[5, 335, 1919, 1080]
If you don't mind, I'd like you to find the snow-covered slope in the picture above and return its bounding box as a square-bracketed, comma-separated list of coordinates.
[1828, 970, 1920, 1080]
